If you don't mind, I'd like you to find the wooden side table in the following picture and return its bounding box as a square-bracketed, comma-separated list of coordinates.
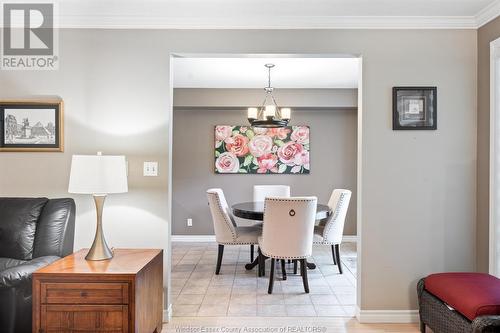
[33, 248, 163, 333]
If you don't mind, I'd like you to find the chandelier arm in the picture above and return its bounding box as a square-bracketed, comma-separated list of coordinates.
[260, 95, 268, 109]
[268, 65, 271, 88]
[270, 94, 278, 107]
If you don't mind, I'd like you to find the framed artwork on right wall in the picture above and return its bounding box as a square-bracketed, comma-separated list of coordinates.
[393, 86, 437, 130]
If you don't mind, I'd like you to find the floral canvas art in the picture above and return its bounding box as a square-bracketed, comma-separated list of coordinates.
[215, 125, 310, 174]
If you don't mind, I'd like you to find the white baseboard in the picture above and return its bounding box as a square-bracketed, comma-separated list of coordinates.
[163, 304, 172, 322]
[172, 235, 358, 243]
[342, 235, 358, 243]
[356, 307, 419, 323]
[171, 235, 216, 242]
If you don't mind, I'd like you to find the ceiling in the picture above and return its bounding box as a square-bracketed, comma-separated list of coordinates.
[55, 0, 499, 29]
[173, 57, 360, 89]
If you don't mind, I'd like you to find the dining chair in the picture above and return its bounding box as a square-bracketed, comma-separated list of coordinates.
[253, 185, 291, 202]
[251, 185, 290, 260]
[207, 188, 261, 274]
[313, 189, 352, 274]
[258, 196, 317, 294]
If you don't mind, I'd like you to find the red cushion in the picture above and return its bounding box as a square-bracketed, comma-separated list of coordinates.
[425, 273, 500, 321]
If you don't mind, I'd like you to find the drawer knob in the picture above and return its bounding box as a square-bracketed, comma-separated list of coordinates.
[81, 291, 87, 297]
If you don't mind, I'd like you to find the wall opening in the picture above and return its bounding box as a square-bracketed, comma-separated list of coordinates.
[167, 54, 363, 320]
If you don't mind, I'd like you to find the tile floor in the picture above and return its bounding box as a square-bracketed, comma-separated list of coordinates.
[171, 242, 357, 317]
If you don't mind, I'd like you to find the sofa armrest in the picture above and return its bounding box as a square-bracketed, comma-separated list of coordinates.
[0, 256, 60, 289]
[472, 316, 500, 333]
[417, 278, 425, 299]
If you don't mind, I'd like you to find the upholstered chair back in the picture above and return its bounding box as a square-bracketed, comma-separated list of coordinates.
[207, 189, 237, 244]
[253, 185, 291, 202]
[261, 197, 317, 259]
[322, 189, 352, 244]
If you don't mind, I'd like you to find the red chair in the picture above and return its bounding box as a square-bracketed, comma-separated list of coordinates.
[418, 273, 500, 332]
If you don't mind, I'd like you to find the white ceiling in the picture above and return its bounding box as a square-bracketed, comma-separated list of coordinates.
[53, 0, 500, 29]
[173, 57, 360, 89]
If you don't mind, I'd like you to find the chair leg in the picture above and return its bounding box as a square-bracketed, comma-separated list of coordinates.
[419, 321, 425, 333]
[216, 244, 224, 275]
[335, 244, 342, 274]
[293, 260, 298, 274]
[281, 259, 287, 280]
[250, 245, 254, 262]
[264, 254, 267, 277]
[268, 258, 275, 294]
[331, 245, 337, 265]
[258, 248, 263, 277]
[300, 259, 309, 293]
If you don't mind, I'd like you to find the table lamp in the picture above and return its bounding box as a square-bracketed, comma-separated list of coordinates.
[68, 152, 128, 261]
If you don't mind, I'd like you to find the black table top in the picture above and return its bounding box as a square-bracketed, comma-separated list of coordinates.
[232, 201, 331, 221]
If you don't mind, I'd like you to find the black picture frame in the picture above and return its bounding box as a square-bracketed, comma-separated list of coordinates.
[393, 87, 437, 130]
[0, 100, 64, 152]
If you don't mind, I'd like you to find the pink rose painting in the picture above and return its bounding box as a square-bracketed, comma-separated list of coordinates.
[248, 135, 273, 157]
[225, 134, 249, 157]
[215, 152, 240, 173]
[215, 125, 310, 174]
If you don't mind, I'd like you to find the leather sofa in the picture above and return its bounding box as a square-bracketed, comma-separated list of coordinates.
[0, 198, 75, 333]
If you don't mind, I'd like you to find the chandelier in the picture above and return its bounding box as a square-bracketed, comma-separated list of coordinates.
[247, 64, 291, 128]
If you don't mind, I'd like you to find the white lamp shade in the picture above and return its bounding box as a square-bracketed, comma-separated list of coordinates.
[68, 155, 128, 194]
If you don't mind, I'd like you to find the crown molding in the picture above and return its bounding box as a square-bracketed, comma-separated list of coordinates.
[58, 15, 479, 30]
[476, 0, 500, 28]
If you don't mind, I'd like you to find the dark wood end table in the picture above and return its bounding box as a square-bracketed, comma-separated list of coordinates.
[33, 248, 163, 333]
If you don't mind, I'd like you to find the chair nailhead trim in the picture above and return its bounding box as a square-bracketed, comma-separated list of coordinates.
[219, 242, 258, 245]
[313, 241, 339, 245]
[259, 247, 308, 260]
[208, 192, 237, 240]
[323, 192, 347, 241]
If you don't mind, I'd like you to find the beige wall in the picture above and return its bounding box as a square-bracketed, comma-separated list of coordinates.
[477, 16, 500, 273]
[172, 88, 358, 236]
[0, 29, 477, 311]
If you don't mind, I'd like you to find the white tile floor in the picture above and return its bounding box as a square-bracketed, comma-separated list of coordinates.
[171, 242, 357, 317]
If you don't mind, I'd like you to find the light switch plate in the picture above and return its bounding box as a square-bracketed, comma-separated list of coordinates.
[143, 161, 158, 176]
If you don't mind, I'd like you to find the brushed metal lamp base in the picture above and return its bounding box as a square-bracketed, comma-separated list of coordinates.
[86, 194, 114, 261]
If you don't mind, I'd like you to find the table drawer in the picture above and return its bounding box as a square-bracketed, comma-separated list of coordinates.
[41, 304, 129, 333]
[41, 282, 129, 304]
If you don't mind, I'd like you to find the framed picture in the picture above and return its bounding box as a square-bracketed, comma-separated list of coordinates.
[393, 87, 437, 130]
[215, 125, 310, 174]
[0, 100, 64, 152]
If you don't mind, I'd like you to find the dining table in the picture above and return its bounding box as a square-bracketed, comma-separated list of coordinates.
[232, 201, 332, 271]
